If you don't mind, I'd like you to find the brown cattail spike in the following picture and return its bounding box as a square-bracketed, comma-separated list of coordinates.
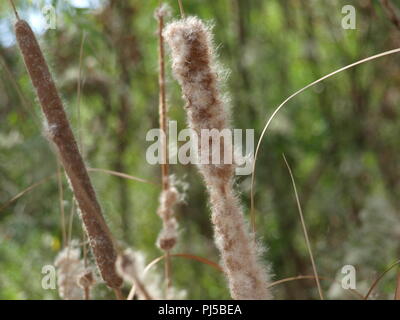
[15, 20, 122, 289]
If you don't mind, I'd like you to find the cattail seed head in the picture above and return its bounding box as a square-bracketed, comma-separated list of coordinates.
[15, 19, 122, 289]
[163, 17, 234, 184]
[156, 185, 180, 251]
[77, 270, 95, 290]
[164, 17, 272, 300]
[54, 244, 85, 300]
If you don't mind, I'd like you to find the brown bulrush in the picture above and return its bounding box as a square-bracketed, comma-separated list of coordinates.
[164, 17, 272, 300]
[14, 19, 122, 290]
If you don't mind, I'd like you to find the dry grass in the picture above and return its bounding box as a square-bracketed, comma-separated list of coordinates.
[283, 154, 323, 300]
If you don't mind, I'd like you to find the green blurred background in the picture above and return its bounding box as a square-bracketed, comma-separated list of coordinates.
[0, 0, 399, 299]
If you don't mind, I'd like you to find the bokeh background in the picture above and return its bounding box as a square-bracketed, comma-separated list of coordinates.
[0, 0, 400, 299]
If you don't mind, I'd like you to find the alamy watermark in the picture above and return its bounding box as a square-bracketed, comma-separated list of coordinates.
[42, 4, 57, 30]
[146, 121, 254, 175]
[341, 265, 356, 290]
[41, 265, 56, 290]
[342, 5, 356, 30]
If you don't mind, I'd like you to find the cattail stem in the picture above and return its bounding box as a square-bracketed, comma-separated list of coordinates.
[113, 288, 125, 300]
[164, 251, 172, 297]
[158, 6, 173, 293]
[155, 4, 176, 299]
[56, 159, 67, 247]
[177, 0, 185, 19]
[158, 7, 169, 192]
[164, 17, 272, 300]
[15, 19, 122, 289]
[8, 0, 20, 20]
[84, 287, 90, 300]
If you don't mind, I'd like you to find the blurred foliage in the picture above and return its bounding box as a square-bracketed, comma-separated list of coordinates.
[1, 0, 400, 300]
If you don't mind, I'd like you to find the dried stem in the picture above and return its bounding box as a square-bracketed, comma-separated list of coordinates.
[67, 198, 75, 247]
[158, 9, 169, 192]
[8, 0, 20, 20]
[113, 288, 125, 300]
[282, 154, 324, 300]
[158, 4, 171, 298]
[88, 167, 158, 185]
[15, 19, 122, 289]
[177, 0, 185, 18]
[395, 272, 400, 300]
[0, 54, 40, 126]
[57, 159, 67, 247]
[77, 32, 86, 153]
[0, 175, 54, 213]
[76, 34, 87, 266]
[364, 260, 400, 300]
[164, 251, 172, 297]
[84, 287, 90, 300]
[155, 4, 176, 299]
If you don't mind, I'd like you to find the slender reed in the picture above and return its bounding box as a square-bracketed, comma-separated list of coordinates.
[155, 4, 179, 298]
[57, 159, 67, 247]
[14, 17, 122, 290]
[8, 0, 19, 20]
[395, 272, 400, 300]
[364, 259, 400, 300]
[164, 17, 272, 300]
[177, 0, 185, 18]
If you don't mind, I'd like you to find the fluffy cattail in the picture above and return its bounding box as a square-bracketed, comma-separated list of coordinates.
[54, 243, 84, 300]
[14, 19, 122, 289]
[164, 17, 272, 300]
